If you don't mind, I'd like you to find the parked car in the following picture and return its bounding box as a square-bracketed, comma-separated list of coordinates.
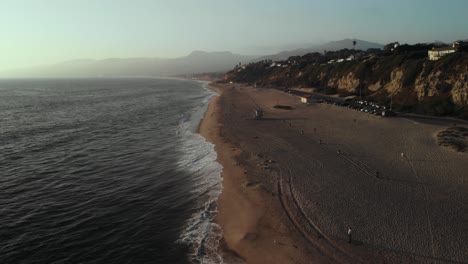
[382, 110, 396, 117]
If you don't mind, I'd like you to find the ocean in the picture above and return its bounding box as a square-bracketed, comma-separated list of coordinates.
[0, 78, 223, 264]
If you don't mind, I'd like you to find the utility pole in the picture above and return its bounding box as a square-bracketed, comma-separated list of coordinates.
[390, 94, 393, 110]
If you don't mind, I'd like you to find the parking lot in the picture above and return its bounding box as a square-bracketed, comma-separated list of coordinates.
[284, 89, 396, 117]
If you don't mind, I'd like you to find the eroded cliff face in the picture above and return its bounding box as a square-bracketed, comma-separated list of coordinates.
[225, 53, 468, 109]
[449, 72, 468, 106]
[415, 70, 442, 99]
[384, 69, 404, 95]
[413, 66, 468, 107]
[327, 72, 359, 93]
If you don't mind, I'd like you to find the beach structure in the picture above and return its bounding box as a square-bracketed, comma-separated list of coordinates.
[254, 109, 264, 119]
[348, 228, 352, 243]
[300, 95, 312, 104]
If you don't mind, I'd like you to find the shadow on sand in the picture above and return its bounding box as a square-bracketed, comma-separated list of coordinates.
[246, 117, 308, 121]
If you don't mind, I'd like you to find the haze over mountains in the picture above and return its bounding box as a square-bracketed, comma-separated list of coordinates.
[0, 39, 408, 78]
[0, 51, 256, 78]
[255, 39, 384, 61]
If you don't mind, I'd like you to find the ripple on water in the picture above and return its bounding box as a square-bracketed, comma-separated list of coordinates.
[0, 78, 220, 264]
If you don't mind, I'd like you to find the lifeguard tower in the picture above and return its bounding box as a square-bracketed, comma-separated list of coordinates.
[254, 109, 264, 119]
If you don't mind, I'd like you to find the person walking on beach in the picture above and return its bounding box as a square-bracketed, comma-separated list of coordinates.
[348, 227, 352, 243]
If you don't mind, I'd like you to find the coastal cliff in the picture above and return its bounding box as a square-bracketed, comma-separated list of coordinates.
[224, 50, 468, 118]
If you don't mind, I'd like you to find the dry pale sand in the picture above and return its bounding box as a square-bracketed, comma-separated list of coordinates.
[200, 83, 468, 264]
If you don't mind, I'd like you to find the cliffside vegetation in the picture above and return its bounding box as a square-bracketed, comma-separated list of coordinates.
[224, 44, 468, 119]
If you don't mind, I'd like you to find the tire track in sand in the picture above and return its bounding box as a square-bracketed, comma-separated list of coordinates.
[401, 129, 437, 264]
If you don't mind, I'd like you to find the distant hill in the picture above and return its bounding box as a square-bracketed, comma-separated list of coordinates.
[255, 39, 384, 62]
[0, 51, 257, 78]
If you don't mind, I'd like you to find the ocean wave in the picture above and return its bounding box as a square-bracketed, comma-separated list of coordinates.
[176, 90, 225, 264]
[0, 78, 222, 263]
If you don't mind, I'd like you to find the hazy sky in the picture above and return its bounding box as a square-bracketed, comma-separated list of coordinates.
[1, 0, 467, 70]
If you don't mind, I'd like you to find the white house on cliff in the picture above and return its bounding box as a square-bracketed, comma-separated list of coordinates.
[428, 42, 461, 60]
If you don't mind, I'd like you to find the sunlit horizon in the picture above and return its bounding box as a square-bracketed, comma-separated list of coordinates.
[1, 0, 467, 70]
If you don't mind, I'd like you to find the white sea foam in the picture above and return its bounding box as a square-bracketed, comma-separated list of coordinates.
[176, 84, 225, 264]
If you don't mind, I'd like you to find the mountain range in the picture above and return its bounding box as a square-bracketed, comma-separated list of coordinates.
[0, 51, 256, 78]
[0, 39, 432, 78]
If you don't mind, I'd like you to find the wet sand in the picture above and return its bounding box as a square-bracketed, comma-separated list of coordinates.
[199, 83, 468, 263]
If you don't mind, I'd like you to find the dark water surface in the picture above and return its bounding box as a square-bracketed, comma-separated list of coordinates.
[0, 78, 222, 264]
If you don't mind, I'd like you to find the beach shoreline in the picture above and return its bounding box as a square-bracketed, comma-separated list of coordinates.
[198, 83, 332, 263]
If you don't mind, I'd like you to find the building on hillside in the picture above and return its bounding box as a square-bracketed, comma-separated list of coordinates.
[384, 42, 400, 51]
[452, 41, 467, 48]
[428, 46, 457, 60]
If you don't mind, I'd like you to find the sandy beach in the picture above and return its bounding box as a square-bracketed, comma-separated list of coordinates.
[199, 83, 468, 263]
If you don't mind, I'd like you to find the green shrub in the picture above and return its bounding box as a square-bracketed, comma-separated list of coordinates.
[401, 60, 424, 86]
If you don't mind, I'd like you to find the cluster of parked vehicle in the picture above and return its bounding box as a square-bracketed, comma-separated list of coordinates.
[283, 89, 396, 117]
[326, 99, 396, 117]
